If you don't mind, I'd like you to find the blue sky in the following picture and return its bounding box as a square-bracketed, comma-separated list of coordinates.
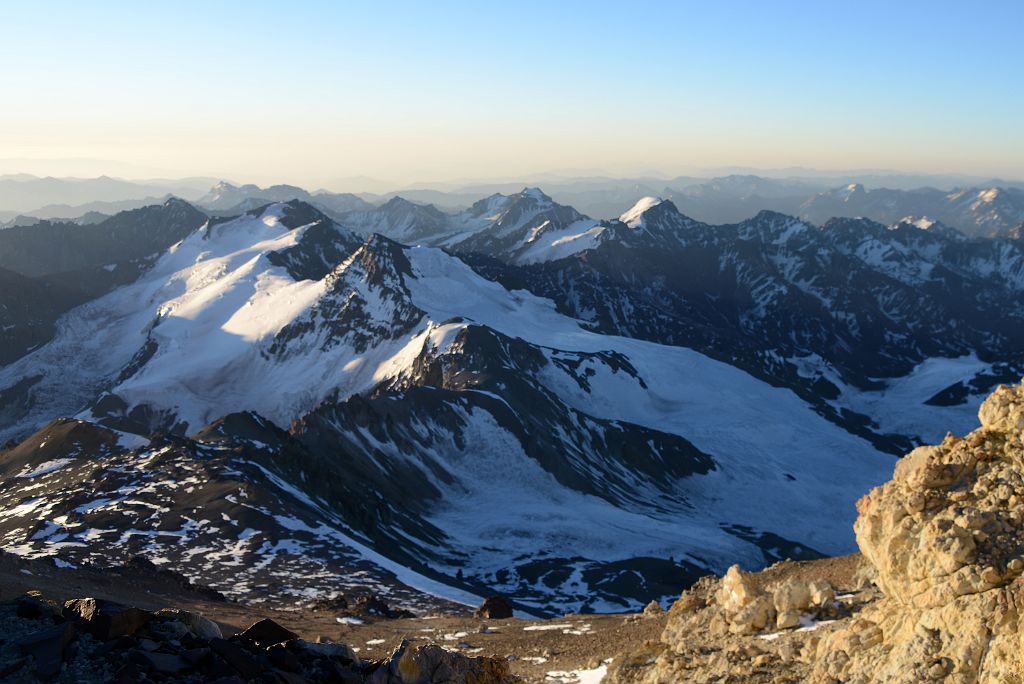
[1, 1, 1021, 185]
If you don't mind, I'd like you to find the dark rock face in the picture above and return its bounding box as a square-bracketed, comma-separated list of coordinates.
[0, 594, 513, 683]
[0, 198, 207, 278]
[265, 201, 363, 280]
[461, 204, 1024, 451]
[0, 198, 207, 365]
[62, 597, 153, 640]
[0, 420, 466, 615]
[269, 234, 425, 357]
[16, 622, 76, 679]
[451, 187, 589, 261]
[474, 596, 514, 620]
[239, 618, 298, 648]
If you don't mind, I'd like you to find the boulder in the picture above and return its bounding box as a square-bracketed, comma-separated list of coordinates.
[366, 640, 515, 683]
[138, 650, 189, 674]
[775, 610, 801, 630]
[239, 617, 298, 647]
[772, 580, 811, 613]
[716, 565, 757, 613]
[17, 621, 77, 679]
[297, 639, 360, 665]
[474, 595, 514, 620]
[643, 599, 665, 616]
[352, 594, 414, 619]
[728, 595, 773, 635]
[62, 597, 151, 640]
[156, 608, 223, 639]
[16, 591, 60, 620]
[209, 637, 263, 679]
[807, 580, 834, 607]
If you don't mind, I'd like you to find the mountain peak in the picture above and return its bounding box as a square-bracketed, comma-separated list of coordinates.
[382, 195, 421, 210]
[518, 187, 551, 202]
[977, 187, 1003, 203]
[837, 183, 866, 200]
[619, 196, 664, 229]
[248, 199, 330, 230]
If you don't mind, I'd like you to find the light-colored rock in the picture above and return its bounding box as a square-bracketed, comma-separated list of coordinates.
[716, 564, 757, 612]
[607, 380, 1024, 684]
[776, 610, 801, 630]
[728, 595, 773, 635]
[808, 580, 834, 607]
[366, 640, 515, 683]
[809, 381, 1024, 683]
[773, 580, 811, 613]
[643, 599, 664, 617]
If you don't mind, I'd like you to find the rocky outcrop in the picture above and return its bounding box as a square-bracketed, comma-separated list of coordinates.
[0, 593, 515, 683]
[808, 381, 1024, 683]
[475, 596, 514, 620]
[608, 381, 1024, 684]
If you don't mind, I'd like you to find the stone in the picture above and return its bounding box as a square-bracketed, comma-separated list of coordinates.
[239, 617, 298, 648]
[366, 640, 515, 683]
[643, 599, 665, 616]
[607, 383, 1024, 684]
[16, 593, 55, 620]
[181, 646, 211, 666]
[62, 597, 151, 640]
[776, 610, 801, 629]
[474, 595, 514, 619]
[808, 381, 1024, 682]
[728, 595, 773, 635]
[298, 639, 360, 664]
[140, 651, 189, 674]
[352, 594, 414, 619]
[156, 608, 223, 639]
[210, 637, 262, 679]
[716, 565, 757, 613]
[772, 580, 811, 613]
[274, 669, 313, 684]
[17, 621, 76, 679]
[267, 644, 303, 672]
[807, 580, 834, 607]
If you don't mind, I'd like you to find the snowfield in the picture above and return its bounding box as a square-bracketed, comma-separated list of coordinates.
[0, 200, 1000, 614]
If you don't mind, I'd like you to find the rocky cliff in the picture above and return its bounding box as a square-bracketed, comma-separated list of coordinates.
[608, 380, 1024, 683]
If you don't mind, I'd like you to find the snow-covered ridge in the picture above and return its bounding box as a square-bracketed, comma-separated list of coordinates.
[619, 196, 663, 229]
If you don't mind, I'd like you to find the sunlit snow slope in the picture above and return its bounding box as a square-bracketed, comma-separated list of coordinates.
[0, 200, 901, 614]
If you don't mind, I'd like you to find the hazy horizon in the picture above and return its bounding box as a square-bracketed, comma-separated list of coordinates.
[3, 1, 1022, 188]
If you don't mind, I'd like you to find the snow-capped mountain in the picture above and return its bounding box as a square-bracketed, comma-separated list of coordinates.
[198, 181, 374, 218]
[0, 198, 208, 364]
[465, 198, 1024, 451]
[657, 177, 1024, 235]
[798, 184, 1024, 237]
[339, 197, 454, 245]
[0, 197, 904, 615]
[1, 191, 1022, 616]
[338, 188, 605, 265]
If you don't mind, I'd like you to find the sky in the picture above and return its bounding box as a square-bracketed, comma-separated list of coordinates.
[1, 0, 1022, 189]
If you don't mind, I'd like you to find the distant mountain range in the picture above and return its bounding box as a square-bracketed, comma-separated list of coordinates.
[4, 174, 1024, 237]
[1, 188, 1021, 614]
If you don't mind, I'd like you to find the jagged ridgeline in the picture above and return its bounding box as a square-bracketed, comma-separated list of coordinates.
[0, 189, 1023, 618]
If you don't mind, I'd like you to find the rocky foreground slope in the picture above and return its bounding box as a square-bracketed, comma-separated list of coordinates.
[608, 380, 1024, 683]
[3, 382, 1024, 682]
[0, 592, 514, 683]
